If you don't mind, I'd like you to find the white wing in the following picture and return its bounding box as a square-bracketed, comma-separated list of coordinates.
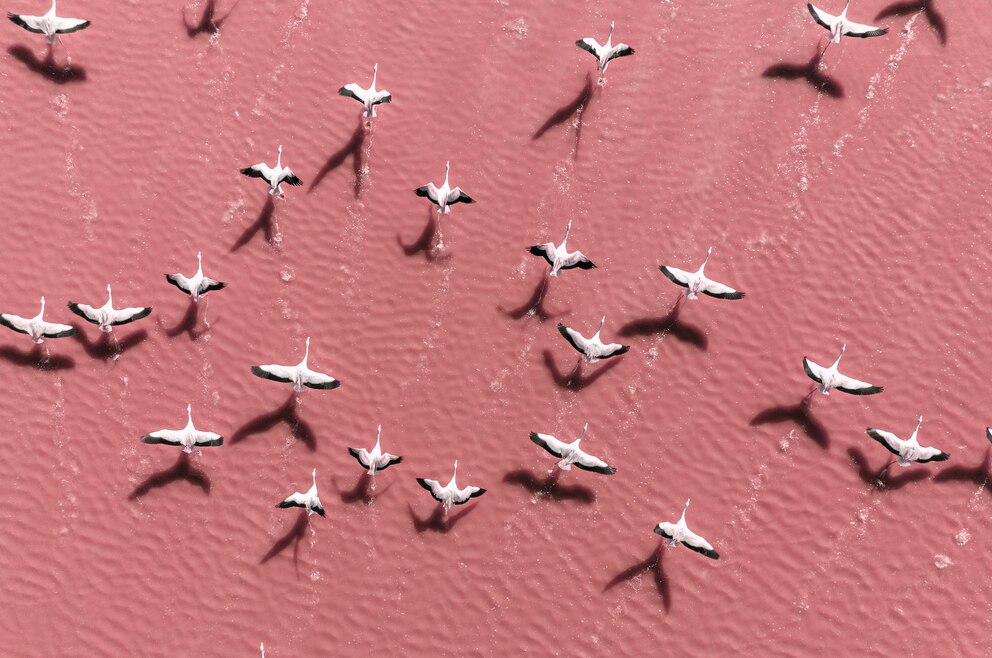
[338, 83, 369, 103]
[446, 186, 473, 205]
[807, 3, 838, 30]
[349, 447, 373, 468]
[197, 277, 225, 295]
[370, 90, 392, 105]
[659, 265, 693, 288]
[7, 13, 45, 33]
[54, 16, 90, 33]
[108, 306, 152, 326]
[573, 448, 616, 474]
[301, 368, 340, 390]
[802, 358, 826, 384]
[191, 430, 223, 447]
[278, 492, 309, 508]
[529, 432, 568, 459]
[68, 302, 102, 324]
[607, 43, 634, 61]
[654, 521, 677, 539]
[452, 485, 486, 504]
[417, 477, 446, 502]
[843, 20, 888, 38]
[576, 37, 603, 58]
[38, 320, 77, 338]
[376, 452, 402, 470]
[528, 242, 556, 265]
[594, 341, 629, 360]
[559, 250, 595, 271]
[415, 183, 440, 203]
[698, 276, 744, 300]
[251, 364, 297, 383]
[0, 314, 31, 335]
[242, 163, 275, 183]
[310, 495, 326, 516]
[866, 428, 904, 456]
[915, 444, 949, 463]
[833, 371, 883, 395]
[680, 527, 719, 559]
[142, 429, 185, 447]
[279, 167, 303, 186]
[558, 324, 591, 354]
[165, 273, 192, 294]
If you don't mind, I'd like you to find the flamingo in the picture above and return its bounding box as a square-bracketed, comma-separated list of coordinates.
[141, 404, 223, 453]
[558, 316, 629, 364]
[653, 500, 720, 559]
[0, 297, 77, 344]
[348, 425, 403, 476]
[867, 416, 949, 467]
[251, 337, 340, 393]
[8, 0, 90, 45]
[528, 220, 595, 277]
[414, 161, 473, 215]
[165, 252, 225, 302]
[416, 461, 486, 511]
[529, 423, 616, 474]
[278, 469, 325, 517]
[803, 344, 882, 395]
[576, 21, 634, 84]
[240, 145, 302, 197]
[809, 2, 888, 45]
[68, 285, 152, 333]
[659, 247, 744, 301]
[339, 63, 392, 123]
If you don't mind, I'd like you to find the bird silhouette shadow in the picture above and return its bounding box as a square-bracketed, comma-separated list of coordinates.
[334, 472, 393, 505]
[876, 1, 946, 45]
[230, 393, 316, 451]
[542, 349, 622, 391]
[162, 299, 206, 340]
[498, 274, 568, 322]
[230, 197, 276, 252]
[72, 328, 148, 361]
[7, 45, 87, 84]
[183, 0, 239, 37]
[309, 117, 367, 197]
[408, 503, 477, 534]
[763, 49, 844, 99]
[619, 302, 707, 350]
[0, 344, 75, 371]
[129, 453, 211, 500]
[502, 468, 595, 504]
[933, 447, 991, 492]
[603, 543, 671, 612]
[397, 208, 449, 262]
[750, 393, 830, 449]
[260, 509, 309, 569]
[533, 72, 594, 158]
[847, 447, 930, 490]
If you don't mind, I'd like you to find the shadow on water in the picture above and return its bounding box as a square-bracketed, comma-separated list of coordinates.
[260, 509, 309, 572]
[762, 48, 844, 99]
[502, 468, 595, 504]
[0, 344, 75, 371]
[129, 453, 210, 500]
[408, 503, 477, 534]
[309, 117, 367, 197]
[230, 392, 316, 451]
[603, 543, 671, 612]
[533, 72, 594, 158]
[230, 197, 276, 252]
[397, 208, 449, 262]
[847, 447, 930, 491]
[7, 45, 87, 84]
[619, 301, 707, 350]
[876, 1, 946, 45]
[73, 328, 148, 361]
[183, 0, 239, 37]
[498, 274, 567, 322]
[750, 392, 830, 449]
[162, 299, 205, 340]
[334, 472, 393, 505]
[542, 349, 622, 391]
[934, 447, 991, 492]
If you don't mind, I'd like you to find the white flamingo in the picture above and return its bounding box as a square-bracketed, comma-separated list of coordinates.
[240, 145, 302, 197]
[653, 500, 720, 559]
[414, 161, 473, 215]
[528, 221, 595, 277]
[659, 247, 744, 301]
[251, 337, 340, 393]
[278, 468, 325, 517]
[68, 285, 152, 333]
[529, 423, 616, 474]
[416, 461, 486, 511]
[7, 0, 90, 44]
[0, 297, 77, 344]
[558, 316, 629, 364]
[803, 344, 882, 395]
[348, 425, 403, 476]
[141, 404, 223, 453]
[576, 21, 634, 83]
[339, 63, 392, 122]
[867, 416, 949, 467]
[808, 2, 888, 44]
[165, 252, 225, 302]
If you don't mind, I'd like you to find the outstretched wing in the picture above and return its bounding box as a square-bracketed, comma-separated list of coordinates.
[573, 449, 616, 475]
[191, 431, 223, 447]
[371, 90, 392, 105]
[376, 453, 403, 471]
[699, 277, 744, 300]
[109, 306, 152, 326]
[415, 183, 440, 204]
[560, 250, 596, 271]
[0, 314, 31, 335]
[67, 302, 101, 325]
[197, 278, 226, 295]
[659, 265, 692, 288]
[607, 43, 634, 61]
[453, 486, 486, 504]
[843, 20, 888, 38]
[802, 358, 825, 384]
[278, 492, 308, 509]
[834, 372, 883, 396]
[529, 432, 567, 459]
[280, 168, 303, 187]
[39, 321, 78, 339]
[528, 243, 556, 265]
[54, 17, 90, 33]
[348, 447, 372, 468]
[338, 83, 368, 103]
[301, 369, 340, 390]
[416, 478, 445, 503]
[557, 324, 590, 355]
[142, 429, 185, 447]
[866, 428, 903, 456]
[241, 163, 273, 182]
[681, 528, 719, 559]
[251, 364, 296, 384]
[596, 342, 630, 360]
[446, 187, 474, 205]
[7, 13, 45, 33]
[915, 445, 949, 463]
[654, 522, 677, 539]
[165, 273, 192, 295]
[807, 3, 837, 30]
[576, 37, 602, 57]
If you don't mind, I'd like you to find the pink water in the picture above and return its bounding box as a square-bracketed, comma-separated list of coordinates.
[0, 0, 990, 655]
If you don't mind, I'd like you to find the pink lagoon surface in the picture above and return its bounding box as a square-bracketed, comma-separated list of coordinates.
[0, 0, 990, 655]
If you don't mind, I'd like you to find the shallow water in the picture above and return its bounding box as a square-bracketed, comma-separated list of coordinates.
[0, 0, 989, 655]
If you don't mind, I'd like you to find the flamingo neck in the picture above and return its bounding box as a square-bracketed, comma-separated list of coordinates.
[563, 221, 572, 244]
[106, 285, 113, 306]
[186, 404, 194, 426]
[374, 425, 382, 450]
[372, 64, 378, 89]
[50, 0, 57, 15]
[39, 297, 46, 316]
[277, 146, 283, 169]
[577, 422, 589, 442]
[302, 337, 310, 366]
[842, 0, 850, 16]
[832, 345, 846, 369]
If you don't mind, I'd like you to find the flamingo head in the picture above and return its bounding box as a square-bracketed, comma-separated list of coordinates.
[186, 403, 193, 422]
[375, 424, 382, 447]
[39, 296, 46, 314]
[577, 422, 589, 442]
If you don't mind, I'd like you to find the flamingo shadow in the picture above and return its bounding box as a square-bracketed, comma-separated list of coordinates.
[408, 503, 477, 534]
[533, 72, 594, 158]
[498, 274, 567, 322]
[334, 472, 393, 505]
[619, 303, 707, 350]
[602, 543, 671, 612]
[7, 45, 87, 84]
[763, 49, 844, 99]
[162, 299, 205, 340]
[129, 453, 210, 500]
[183, 0, 239, 37]
[933, 447, 991, 492]
[260, 509, 309, 569]
[502, 468, 595, 504]
[73, 329, 148, 361]
[230, 197, 276, 252]
[847, 447, 930, 490]
[876, 1, 946, 45]
[542, 350, 622, 391]
[309, 118, 367, 197]
[230, 392, 316, 451]
[750, 394, 830, 449]
[397, 208, 448, 262]
[0, 344, 75, 371]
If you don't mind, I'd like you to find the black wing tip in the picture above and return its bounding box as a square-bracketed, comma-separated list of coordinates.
[277, 501, 296, 509]
[313, 506, 326, 517]
[415, 478, 431, 491]
[0, 316, 27, 334]
[141, 435, 161, 444]
[658, 266, 688, 288]
[653, 525, 673, 539]
[471, 488, 487, 498]
[44, 327, 79, 339]
[414, 187, 431, 197]
[838, 385, 884, 396]
[304, 379, 341, 390]
[556, 323, 569, 336]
